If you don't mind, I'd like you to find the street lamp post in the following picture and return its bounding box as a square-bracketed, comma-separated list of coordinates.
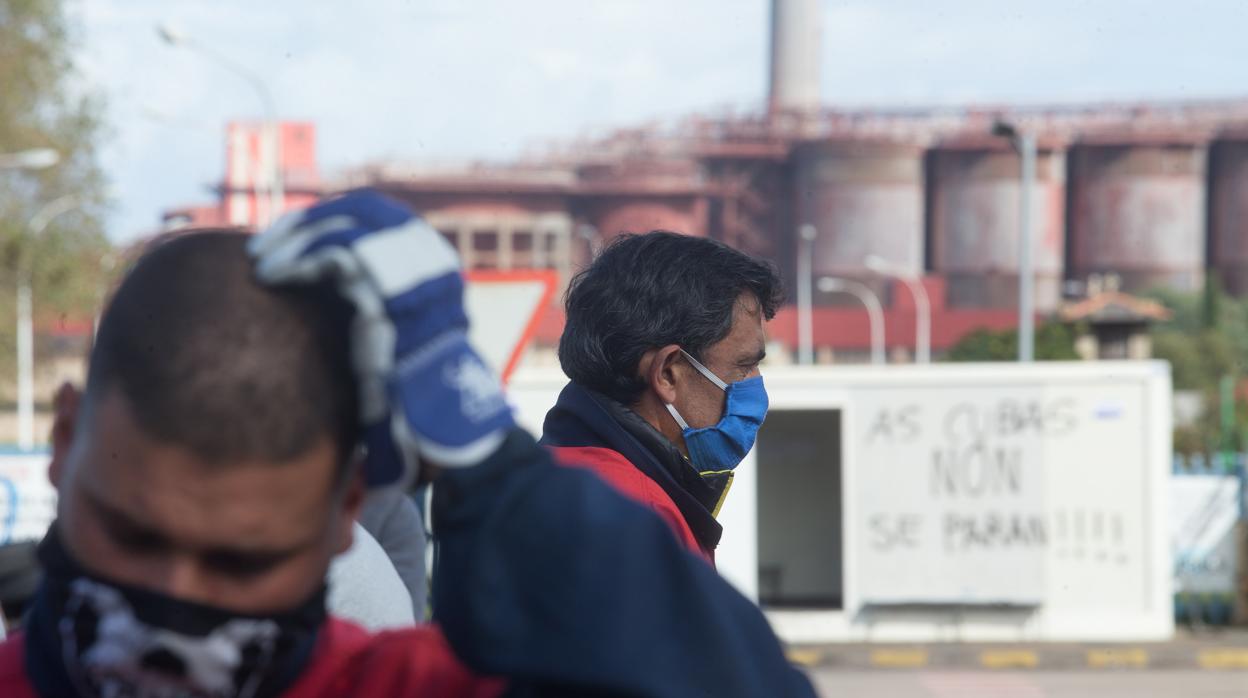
[576, 223, 600, 260]
[1, 147, 61, 449]
[993, 120, 1037, 362]
[865, 254, 930, 364]
[17, 196, 84, 450]
[797, 224, 817, 365]
[158, 24, 283, 228]
[818, 276, 885, 365]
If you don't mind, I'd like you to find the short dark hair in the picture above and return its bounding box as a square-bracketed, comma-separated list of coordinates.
[559, 231, 783, 405]
[87, 231, 360, 471]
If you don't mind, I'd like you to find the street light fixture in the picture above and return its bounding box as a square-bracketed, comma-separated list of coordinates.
[993, 119, 1037, 363]
[157, 23, 283, 228]
[16, 195, 85, 451]
[818, 276, 885, 365]
[0, 148, 60, 171]
[865, 254, 930, 364]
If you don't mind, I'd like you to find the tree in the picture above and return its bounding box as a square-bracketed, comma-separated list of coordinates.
[0, 0, 111, 401]
[1145, 279, 1248, 458]
[1152, 329, 1236, 392]
[945, 322, 1080, 362]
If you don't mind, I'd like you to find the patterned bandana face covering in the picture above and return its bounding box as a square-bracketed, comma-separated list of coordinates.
[36, 526, 325, 698]
[664, 349, 769, 476]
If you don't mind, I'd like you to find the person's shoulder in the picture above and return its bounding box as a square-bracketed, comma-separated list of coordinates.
[326, 523, 416, 630]
[284, 619, 504, 698]
[0, 634, 37, 698]
[551, 445, 707, 556]
[554, 446, 656, 490]
[554, 446, 677, 506]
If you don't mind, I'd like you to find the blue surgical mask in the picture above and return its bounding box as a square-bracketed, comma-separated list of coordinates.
[665, 348, 768, 476]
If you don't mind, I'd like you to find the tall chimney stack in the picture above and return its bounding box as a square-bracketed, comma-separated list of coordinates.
[768, 0, 822, 117]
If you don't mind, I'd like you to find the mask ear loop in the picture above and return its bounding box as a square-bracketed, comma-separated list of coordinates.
[677, 349, 728, 391]
[666, 348, 727, 431]
[665, 403, 691, 430]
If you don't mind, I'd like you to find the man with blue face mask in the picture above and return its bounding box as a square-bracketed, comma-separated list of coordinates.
[542, 231, 781, 562]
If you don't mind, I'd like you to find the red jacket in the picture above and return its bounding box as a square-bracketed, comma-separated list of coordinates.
[540, 383, 728, 564]
[0, 618, 504, 698]
[554, 445, 713, 562]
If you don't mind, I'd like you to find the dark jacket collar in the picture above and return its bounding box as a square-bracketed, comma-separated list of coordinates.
[540, 382, 723, 551]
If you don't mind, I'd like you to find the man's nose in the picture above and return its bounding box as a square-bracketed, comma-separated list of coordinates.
[144, 557, 213, 605]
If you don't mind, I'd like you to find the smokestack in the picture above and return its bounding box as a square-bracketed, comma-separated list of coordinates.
[768, 0, 822, 117]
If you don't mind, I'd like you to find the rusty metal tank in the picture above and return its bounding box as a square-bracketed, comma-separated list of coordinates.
[792, 140, 925, 282]
[927, 144, 1067, 311]
[1208, 138, 1248, 295]
[1067, 141, 1207, 293]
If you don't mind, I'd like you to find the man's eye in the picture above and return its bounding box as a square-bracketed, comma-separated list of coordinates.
[112, 527, 167, 554]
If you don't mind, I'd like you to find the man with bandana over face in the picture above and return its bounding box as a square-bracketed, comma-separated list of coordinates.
[542, 232, 779, 563]
[0, 191, 815, 698]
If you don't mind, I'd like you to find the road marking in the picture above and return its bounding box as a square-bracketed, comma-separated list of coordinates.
[920, 673, 1047, 698]
[1198, 649, 1248, 669]
[786, 648, 823, 667]
[870, 648, 929, 668]
[1087, 648, 1149, 669]
[980, 650, 1039, 669]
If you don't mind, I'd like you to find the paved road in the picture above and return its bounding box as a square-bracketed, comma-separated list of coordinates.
[808, 670, 1248, 697]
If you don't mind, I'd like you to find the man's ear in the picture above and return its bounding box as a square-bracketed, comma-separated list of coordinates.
[640, 344, 684, 406]
[48, 383, 82, 489]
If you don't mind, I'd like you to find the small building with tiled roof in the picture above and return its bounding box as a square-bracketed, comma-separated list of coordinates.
[1058, 278, 1172, 360]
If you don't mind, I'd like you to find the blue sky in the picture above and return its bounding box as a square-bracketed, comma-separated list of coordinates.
[76, 0, 1248, 241]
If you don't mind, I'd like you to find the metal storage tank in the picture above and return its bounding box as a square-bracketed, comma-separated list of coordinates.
[928, 143, 1067, 311]
[793, 140, 925, 282]
[1067, 141, 1207, 293]
[1208, 138, 1248, 295]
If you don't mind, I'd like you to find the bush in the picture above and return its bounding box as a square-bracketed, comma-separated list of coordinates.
[945, 322, 1080, 362]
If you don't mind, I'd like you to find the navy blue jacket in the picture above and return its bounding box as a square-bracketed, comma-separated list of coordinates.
[432, 429, 816, 698]
[540, 382, 727, 555]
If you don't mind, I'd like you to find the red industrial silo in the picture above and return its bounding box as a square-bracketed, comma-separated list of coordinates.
[1208, 137, 1248, 295]
[927, 142, 1066, 311]
[1067, 140, 1207, 293]
[792, 139, 925, 280]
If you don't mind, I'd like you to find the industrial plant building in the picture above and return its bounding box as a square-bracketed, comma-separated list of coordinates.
[168, 0, 1248, 362]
